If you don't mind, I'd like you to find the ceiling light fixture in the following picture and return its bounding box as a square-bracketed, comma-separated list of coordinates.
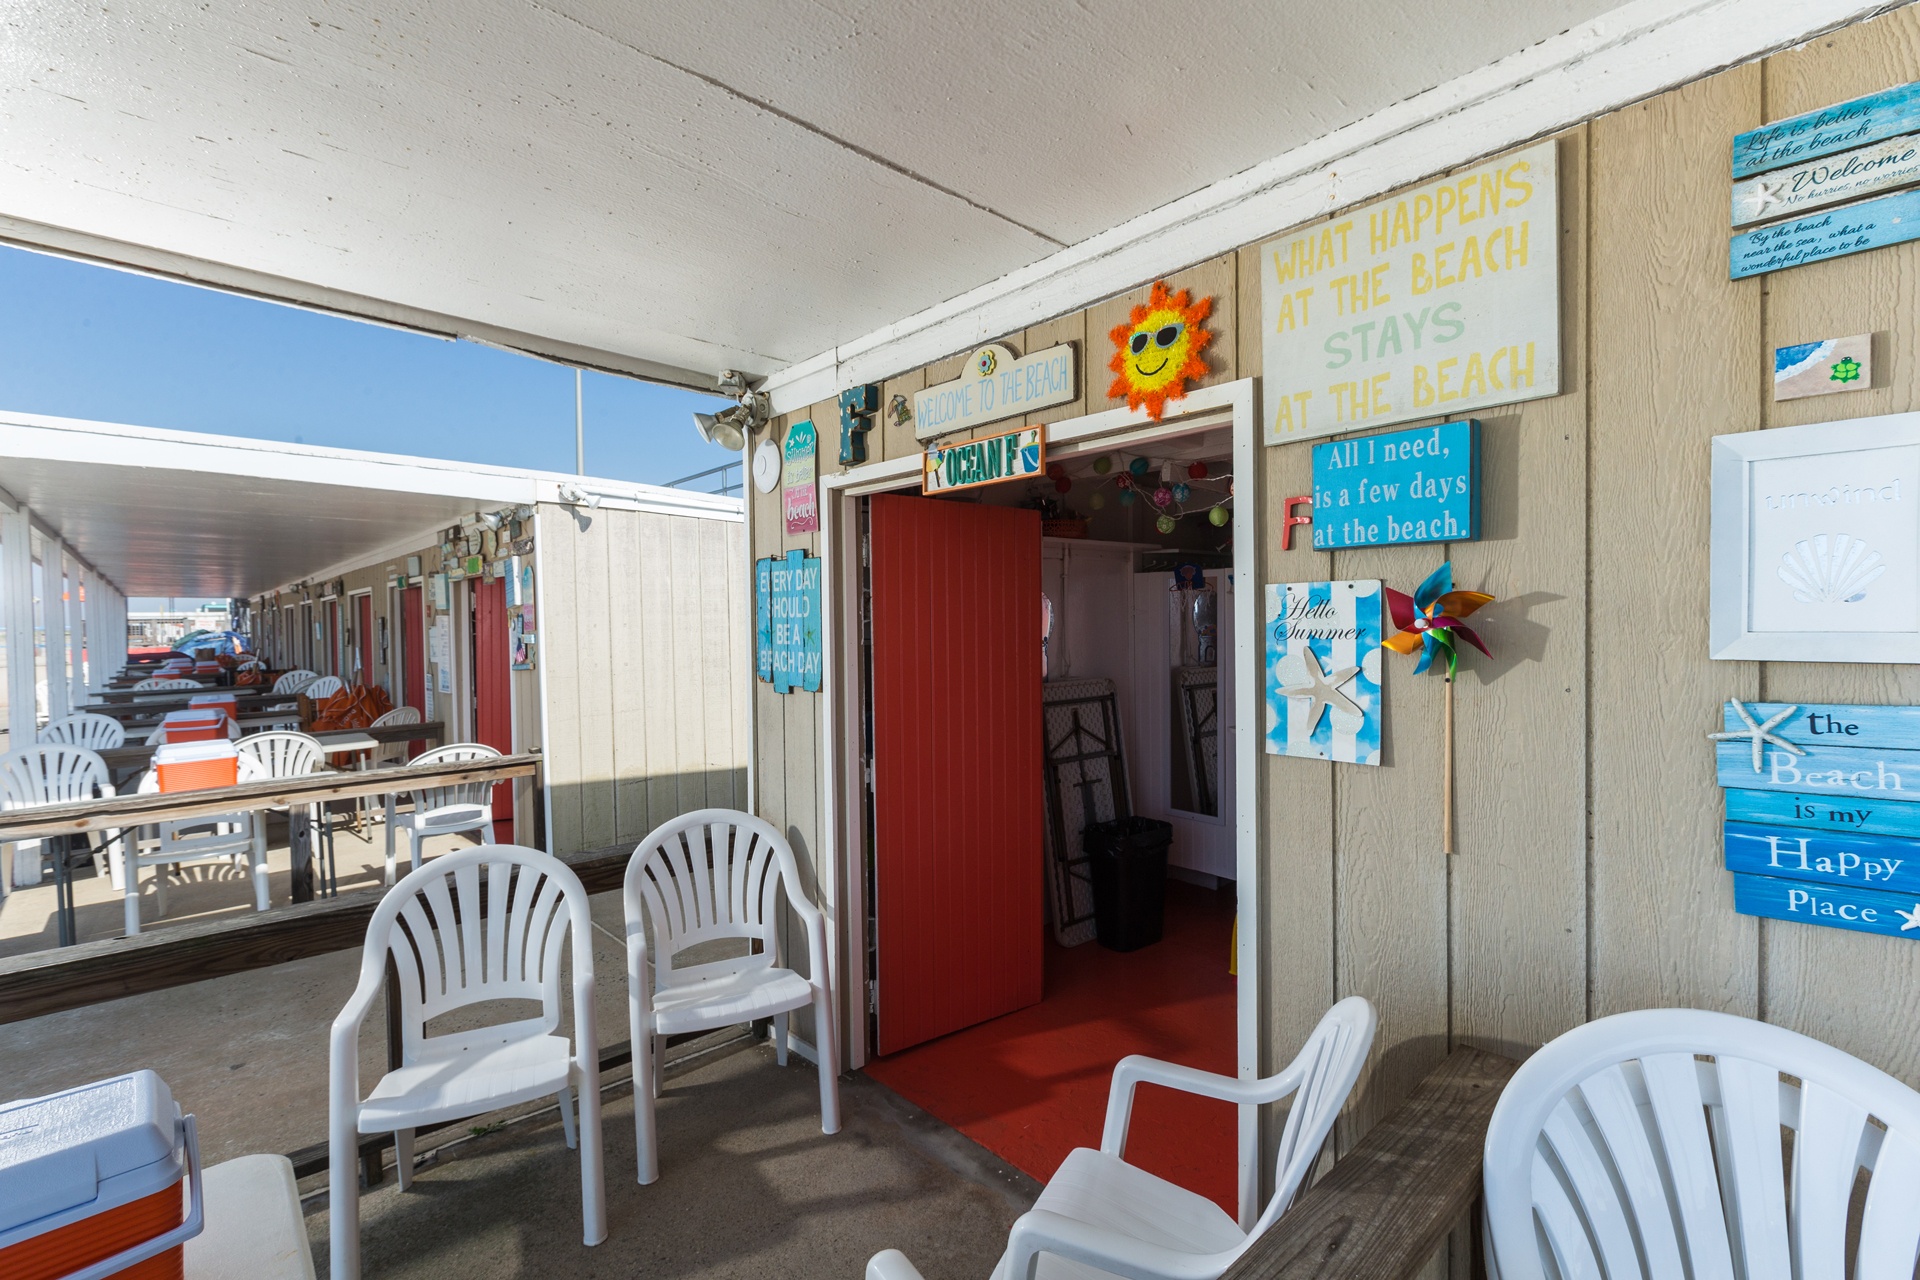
[692, 369, 771, 453]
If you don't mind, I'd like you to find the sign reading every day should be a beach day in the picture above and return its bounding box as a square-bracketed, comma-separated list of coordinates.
[755, 549, 821, 694]
[1714, 700, 1920, 941]
[1261, 140, 1559, 446]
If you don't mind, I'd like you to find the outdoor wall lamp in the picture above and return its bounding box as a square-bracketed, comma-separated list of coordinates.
[692, 368, 771, 452]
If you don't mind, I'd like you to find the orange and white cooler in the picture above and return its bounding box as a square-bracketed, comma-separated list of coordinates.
[155, 710, 228, 745]
[186, 694, 238, 728]
[153, 741, 240, 793]
[0, 1071, 204, 1280]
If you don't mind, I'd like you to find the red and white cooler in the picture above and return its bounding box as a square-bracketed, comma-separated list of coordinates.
[186, 695, 238, 728]
[0, 1071, 203, 1280]
[155, 711, 228, 746]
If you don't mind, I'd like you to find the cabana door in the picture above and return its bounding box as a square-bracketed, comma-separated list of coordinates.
[868, 493, 1042, 1055]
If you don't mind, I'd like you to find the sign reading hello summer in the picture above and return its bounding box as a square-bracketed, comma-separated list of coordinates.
[1260, 141, 1560, 445]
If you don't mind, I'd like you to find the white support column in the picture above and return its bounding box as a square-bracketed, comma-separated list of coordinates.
[108, 586, 128, 680]
[44, 545, 69, 725]
[65, 548, 85, 711]
[2, 503, 35, 749]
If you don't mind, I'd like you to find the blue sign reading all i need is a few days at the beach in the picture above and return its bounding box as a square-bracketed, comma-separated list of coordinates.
[1713, 701, 1920, 941]
[1309, 420, 1479, 550]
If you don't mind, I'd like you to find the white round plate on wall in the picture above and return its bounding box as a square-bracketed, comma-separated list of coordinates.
[752, 439, 781, 493]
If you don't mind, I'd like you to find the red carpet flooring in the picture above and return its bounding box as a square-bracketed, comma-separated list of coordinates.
[862, 880, 1239, 1213]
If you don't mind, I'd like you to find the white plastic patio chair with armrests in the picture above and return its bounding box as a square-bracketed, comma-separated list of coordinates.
[328, 844, 605, 1280]
[383, 743, 502, 885]
[37, 715, 129, 881]
[303, 675, 344, 700]
[624, 808, 841, 1185]
[128, 754, 269, 936]
[133, 676, 202, 692]
[0, 745, 115, 910]
[272, 669, 319, 696]
[237, 731, 332, 895]
[868, 995, 1377, 1280]
[1482, 1006, 1920, 1280]
[353, 704, 422, 825]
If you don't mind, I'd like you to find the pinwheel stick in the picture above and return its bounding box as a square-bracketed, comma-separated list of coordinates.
[1442, 674, 1455, 856]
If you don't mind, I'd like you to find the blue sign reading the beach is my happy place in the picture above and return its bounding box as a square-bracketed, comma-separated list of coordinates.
[1309, 420, 1480, 550]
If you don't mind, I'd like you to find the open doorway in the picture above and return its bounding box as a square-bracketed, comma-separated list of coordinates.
[853, 417, 1243, 1217]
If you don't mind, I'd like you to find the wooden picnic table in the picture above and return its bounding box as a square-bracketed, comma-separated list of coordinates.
[0, 753, 538, 920]
[97, 720, 445, 773]
[81, 691, 297, 722]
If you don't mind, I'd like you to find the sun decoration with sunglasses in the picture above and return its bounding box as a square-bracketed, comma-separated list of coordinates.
[1107, 280, 1214, 421]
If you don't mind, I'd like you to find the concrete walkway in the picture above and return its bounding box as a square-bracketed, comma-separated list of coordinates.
[311, 1041, 1032, 1279]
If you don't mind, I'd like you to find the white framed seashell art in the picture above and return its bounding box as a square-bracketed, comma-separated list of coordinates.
[1713, 412, 1920, 662]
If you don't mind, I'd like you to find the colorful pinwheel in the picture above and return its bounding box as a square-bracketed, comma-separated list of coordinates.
[1382, 561, 1497, 856]
[1383, 562, 1494, 679]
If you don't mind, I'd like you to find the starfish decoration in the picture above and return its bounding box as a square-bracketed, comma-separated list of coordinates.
[1751, 180, 1785, 213]
[1897, 903, 1920, 933]
[1708, 699, 1807, 773]
[1278, 647, 1363, 731]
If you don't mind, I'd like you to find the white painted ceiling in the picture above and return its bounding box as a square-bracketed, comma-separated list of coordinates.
[0, 0, 1621, 388]
[0, 413, 737, 597]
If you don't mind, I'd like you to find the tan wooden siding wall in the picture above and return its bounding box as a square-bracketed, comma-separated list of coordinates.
[536, 501, 748, 855]
[749, 6, 1920, 1164]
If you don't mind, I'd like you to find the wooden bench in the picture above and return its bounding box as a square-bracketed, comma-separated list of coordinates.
[1222, 1047, 1518, 1280]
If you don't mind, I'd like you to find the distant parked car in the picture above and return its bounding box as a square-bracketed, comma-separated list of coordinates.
[170, 629, 251, 658]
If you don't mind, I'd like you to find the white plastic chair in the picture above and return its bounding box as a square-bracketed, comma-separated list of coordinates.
[624, 809, 842, 1185]
[383, 743, 502, 885]
[272, 669, 319, 695]
[127, 755, 268, 936]
[0, 745, 115, 906]
[304, 675, 345, 700]
[868, 996, 1377, 1280]
[328, 844, 604, 1279]
[238, 731, 332, 895]
[40, 713, 128, 751]
[1483, 1007, 1920, 1280]
[367, 705, 422, 769]
[133, 676, 202, 692]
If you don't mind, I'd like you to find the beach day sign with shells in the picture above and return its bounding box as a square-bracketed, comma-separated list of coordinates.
[1712, 412, 1920, 663]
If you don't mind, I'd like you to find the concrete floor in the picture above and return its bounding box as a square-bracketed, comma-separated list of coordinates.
[311, 1041, 1032, 1279]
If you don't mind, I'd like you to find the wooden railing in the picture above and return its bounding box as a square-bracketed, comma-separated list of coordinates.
[1222, 1048, 1517, 1280]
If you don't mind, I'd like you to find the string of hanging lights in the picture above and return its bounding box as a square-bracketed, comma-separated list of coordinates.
[1044, 454, 1233, 533]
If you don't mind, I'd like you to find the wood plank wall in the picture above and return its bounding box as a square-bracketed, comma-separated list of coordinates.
[538, 501, 748, 856]
[747, 12, 1920, 1260]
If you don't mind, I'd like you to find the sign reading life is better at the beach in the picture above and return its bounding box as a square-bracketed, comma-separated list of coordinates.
[783, 419, 819, 536]
[922, 424, 1045, 495]
[1309, 420, 1480, 549]
[1261, 140, 1559, 445]
[1715, 701, 1920, 940]
[755, 549, 821, 693]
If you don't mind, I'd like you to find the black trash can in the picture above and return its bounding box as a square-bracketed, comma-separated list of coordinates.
[1083, 816, 1173, 952]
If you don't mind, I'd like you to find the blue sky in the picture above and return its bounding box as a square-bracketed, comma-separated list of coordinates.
[0, 244, 737, 485]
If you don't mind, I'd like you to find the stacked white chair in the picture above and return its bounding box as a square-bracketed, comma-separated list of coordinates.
[867, 996, 1376, 1280]
[272, 669, 319, 695]
[1483, 1007, 1920, 1280]
[303, 675, 345, 700]
[37, 715, 130, 883]
[366, 705, 422, 769]
[128, 753, 269, 935]
[383, 743, 502, 884]
[328, 844, 604, 1279]
[133, 676, 202, 692]
[624, 809, 842, 1185]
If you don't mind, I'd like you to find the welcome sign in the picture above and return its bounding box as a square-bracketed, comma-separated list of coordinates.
[1714, 700, 1920, 940]
[922, 424, 1045, 495]
[914, 343, 1075, 442]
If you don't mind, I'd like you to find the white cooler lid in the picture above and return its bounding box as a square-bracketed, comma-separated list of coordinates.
[0, 1071, 184, 1239]
[154, 739, 239, 764]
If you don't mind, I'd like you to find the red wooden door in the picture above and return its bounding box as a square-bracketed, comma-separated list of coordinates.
[356, 595, 374, 687]
[401, 586, 426, 759]
[472, 578, 514, 836]
[869, 493, 1043, 1055]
